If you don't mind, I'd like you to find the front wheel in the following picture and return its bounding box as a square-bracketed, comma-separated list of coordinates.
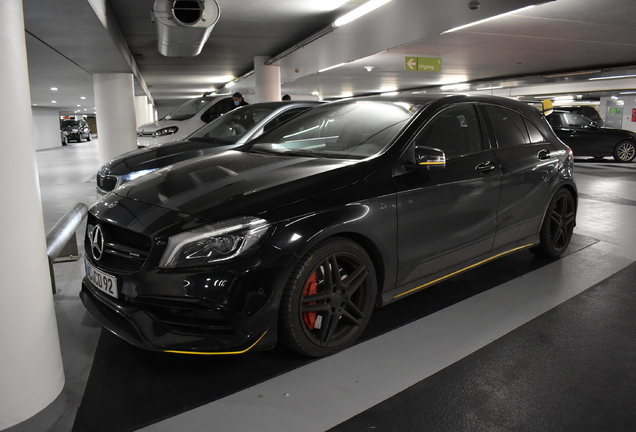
[613, 140, 636, 162]
[530, 189, 576, 258]
[278, 237, 377, 357]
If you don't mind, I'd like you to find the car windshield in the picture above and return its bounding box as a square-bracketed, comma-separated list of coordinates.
[188, 106, 275, 144]
[165, 96, 219, 121]
[61, 120, 79, 128]
[247, 101, 423, 159]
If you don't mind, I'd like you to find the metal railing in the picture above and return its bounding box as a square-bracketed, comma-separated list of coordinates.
[46, 203, 88, 294]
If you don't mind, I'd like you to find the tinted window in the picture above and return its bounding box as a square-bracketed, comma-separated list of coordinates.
[484, 105, 530, 147]
[525, 119, 547, 143]
[189, 106, 275, 144]
[546, 114, 563, 127]
[561, 112, 592, 128]
[166, 96, 220, 121]
[415, 105, 482, 159]
[249, 101, 423, 159]
[263, 107, 309, 133]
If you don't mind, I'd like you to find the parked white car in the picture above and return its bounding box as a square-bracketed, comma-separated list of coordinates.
[137, 94, 234, 147]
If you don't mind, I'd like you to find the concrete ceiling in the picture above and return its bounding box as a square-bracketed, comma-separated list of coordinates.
[22, 0, 636, 116]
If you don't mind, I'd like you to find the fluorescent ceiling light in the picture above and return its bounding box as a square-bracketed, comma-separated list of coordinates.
[441, 5, 535, 34]
[475, 85, 504, 90]
[589, 74, 636, 81]
[334, 0, 392, 27]
[319, 62, 347, 73]
[208, 75, 235, 83]
[381, 91, 399, 96]
[620, 91, 636, 95]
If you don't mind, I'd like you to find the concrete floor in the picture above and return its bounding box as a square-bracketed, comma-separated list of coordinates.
[6, 141, 636, 431]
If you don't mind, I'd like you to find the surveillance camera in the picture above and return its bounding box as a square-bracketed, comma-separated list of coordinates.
[468, 1, 480, 10]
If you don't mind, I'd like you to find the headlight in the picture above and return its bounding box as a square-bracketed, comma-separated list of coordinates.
[120, 168, 159, 183]
[72, 128, 79, 133]
[153, 126, 178, 137]
[158, 217, 273, 269]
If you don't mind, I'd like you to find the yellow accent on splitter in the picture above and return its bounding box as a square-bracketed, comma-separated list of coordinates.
[165, 331, 268, 355]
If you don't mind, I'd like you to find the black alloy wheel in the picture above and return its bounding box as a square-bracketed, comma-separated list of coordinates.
[613, 140, 636, 162]
[278, 237, 377, 357]
[531, 188, 576, 258]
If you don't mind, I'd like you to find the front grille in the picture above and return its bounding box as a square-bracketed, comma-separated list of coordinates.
[87, 216, 151, 273]
[97, 174, 117, 192]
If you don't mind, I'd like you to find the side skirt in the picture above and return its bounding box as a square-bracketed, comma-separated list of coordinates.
[380, 236, 539, 306]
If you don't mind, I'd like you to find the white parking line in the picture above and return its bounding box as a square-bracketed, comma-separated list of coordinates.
[140, 240, 634, 432]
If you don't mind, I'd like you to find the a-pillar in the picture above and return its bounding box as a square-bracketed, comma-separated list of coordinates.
[93, 73, 138, 165]
[134, 95, 150, 128]
[0, 0, 65, 428]
[254, 55, 281, 103]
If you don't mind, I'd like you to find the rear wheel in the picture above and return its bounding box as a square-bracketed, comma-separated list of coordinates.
[530, 189, 576, 258]
[613, 140, 635, 162]
[278, 237, 377, 357]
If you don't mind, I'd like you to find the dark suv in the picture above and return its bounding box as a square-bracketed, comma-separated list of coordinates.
[547, 111, 636, 162]
[60, 119, 91, 144]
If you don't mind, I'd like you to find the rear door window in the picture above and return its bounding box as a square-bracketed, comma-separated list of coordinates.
[483, 105, 530, 147]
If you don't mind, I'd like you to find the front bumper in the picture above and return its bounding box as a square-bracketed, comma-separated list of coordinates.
[80, 281, 276, 354]
[81, 239, 297, 354]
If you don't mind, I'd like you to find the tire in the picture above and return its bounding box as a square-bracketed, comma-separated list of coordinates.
[278, 237, 377, 357]
[87, 132, 92, 141]
[530, 188, 576, 259]
[613, 140, 636, 162]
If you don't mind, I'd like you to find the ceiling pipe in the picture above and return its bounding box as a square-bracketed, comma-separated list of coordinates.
[152, 0, 220, 57]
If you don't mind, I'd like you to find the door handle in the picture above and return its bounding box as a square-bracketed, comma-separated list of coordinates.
[537, 149, 551, 160]
[475, 161, 496, 173]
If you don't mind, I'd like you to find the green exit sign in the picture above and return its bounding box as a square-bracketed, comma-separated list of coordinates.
[405, 57, 442, 72]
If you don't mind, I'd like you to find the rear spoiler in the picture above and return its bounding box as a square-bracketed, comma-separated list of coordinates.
[542, 99, 554, 116]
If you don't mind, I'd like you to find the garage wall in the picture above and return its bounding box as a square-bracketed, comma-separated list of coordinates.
[31, 107, 61, 150]
[621, 99, 636, 133]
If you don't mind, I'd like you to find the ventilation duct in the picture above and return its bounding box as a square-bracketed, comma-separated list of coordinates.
[152, 0, 220, 57]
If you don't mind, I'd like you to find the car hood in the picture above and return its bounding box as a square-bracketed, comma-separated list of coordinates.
[103, 139, 240, 176]
[137, 118, 182, 133]
[112, 150, 363, 222]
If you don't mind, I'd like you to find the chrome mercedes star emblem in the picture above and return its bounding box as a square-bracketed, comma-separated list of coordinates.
[91, 225, 105, 261]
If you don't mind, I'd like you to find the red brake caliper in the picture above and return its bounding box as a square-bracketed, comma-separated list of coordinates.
[302, 273, 318, 330]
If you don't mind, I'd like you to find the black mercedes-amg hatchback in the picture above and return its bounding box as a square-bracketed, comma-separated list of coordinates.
[81, 94, 577, 358]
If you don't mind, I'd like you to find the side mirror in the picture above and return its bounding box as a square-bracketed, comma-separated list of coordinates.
[542, 99, 554, 116]
[410, 146, 446, 170]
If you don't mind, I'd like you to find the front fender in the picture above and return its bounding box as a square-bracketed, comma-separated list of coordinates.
[267, 197, 398, 296]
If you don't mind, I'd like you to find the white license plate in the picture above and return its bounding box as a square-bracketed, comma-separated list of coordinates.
[85, 259, 118, 299]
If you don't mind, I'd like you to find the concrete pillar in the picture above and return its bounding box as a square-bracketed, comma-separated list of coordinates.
[134, 95, 150, 128]
[254, 55, 281, 103]
[0, 1, 65, 429]
[93, 73, 137, 165]
[148, 101, 156, 123]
